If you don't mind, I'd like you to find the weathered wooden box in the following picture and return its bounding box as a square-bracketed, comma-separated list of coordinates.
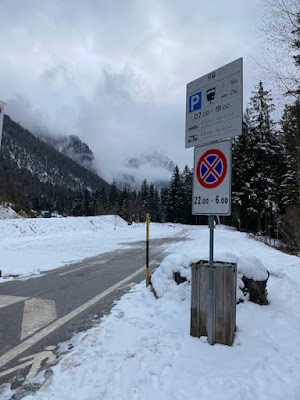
[190, 260, 237, 346]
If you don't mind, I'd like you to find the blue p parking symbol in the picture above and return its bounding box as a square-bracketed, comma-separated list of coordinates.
[189, 92, 202, 112]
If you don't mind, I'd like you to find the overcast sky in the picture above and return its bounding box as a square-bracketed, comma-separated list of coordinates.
[0, 0, 269, 183]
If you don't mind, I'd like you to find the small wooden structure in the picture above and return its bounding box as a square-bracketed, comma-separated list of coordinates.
[190, 260, 237, 346]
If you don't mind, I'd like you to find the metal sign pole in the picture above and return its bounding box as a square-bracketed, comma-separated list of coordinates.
[208, 214, 215, 345]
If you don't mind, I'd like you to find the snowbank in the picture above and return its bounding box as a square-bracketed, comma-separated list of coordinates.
[0, 204, 20, 220]
[151, 241, 269, 303]
[0, 215, 127, 242]
[150, 253, 196, 299]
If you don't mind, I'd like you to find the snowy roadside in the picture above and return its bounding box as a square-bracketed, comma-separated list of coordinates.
[0, 204, 20, 220]
[0, 216, 189, 281]
[11, 225, 300, 400]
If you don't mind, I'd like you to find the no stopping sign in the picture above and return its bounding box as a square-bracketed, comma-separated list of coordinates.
[196, 149, 227, 189]
[192, 140, 231, 215]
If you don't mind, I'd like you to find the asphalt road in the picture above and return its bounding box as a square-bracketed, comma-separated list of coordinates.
[0, 234, 187, 397]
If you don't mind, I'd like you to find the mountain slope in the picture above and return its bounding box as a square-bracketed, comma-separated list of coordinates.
[40, 134, 97, 173]
[0, 115, 110, 213]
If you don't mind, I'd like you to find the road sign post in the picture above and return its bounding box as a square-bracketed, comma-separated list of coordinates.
[192, 139, 232, 345]
[186, 58, 242, 346]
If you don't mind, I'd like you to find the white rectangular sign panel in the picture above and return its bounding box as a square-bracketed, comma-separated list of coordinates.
[0, 101, 4, 148]
[192, 139, 231, 215]
[186, 58, 243, 148]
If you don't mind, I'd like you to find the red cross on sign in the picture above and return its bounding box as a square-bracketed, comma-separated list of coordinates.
[192, 140, 231, 216]
[196, 149, 227, 188]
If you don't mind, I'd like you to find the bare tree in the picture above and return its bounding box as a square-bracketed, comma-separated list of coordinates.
[259, 0, 300, 98]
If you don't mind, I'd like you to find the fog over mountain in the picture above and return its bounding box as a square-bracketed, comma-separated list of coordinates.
[38, 130, 175, 189]
[39, 134, 97, 173]
[0, 0, 267, 184]
[116, 151, 175, 190]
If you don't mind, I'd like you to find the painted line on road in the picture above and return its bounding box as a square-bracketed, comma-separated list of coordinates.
[0, 295, 28, 309]
[0, 260, 157, 369]
[0, 346, 56, 380]
[21, 298, 57, 341]
[59, 259, 110, 276]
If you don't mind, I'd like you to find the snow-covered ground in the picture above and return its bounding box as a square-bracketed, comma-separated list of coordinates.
[5, 223, 297, 400]
[0, 204, 20, 220]
[0, 215, 186, 280]
[0, 218, 299, 399]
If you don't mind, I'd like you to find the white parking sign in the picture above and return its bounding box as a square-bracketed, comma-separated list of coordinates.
[186, 58, 242, 148]
[192, 140, 231, 215]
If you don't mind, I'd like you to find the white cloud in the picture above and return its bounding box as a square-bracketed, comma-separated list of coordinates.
[0, 0, 272, 183]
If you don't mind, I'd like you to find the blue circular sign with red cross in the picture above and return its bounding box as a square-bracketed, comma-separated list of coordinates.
[196, 149, 227, 189]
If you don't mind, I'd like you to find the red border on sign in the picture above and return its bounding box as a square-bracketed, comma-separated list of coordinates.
[196, 149, 227, 189]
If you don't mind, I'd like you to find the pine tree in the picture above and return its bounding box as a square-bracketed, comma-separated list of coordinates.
[160, 187, 168, 223]
[291, 11, 300, 98]
[82, 189, 94, 216]
[94, 188, 107, 215]
[233, 82, 287, 234]
[280, 14, 300, 202]
[166, 165, 183, 223]
[232, 109, 256, 230]
[281, 101, 300, 203]
[148, 183, 161, 222]
[131, 191, 139, 222]
[139, 179, 149, 221]
[119, 186, 131, 221]
[108, 180, 119, 214]
[72, 195, 84, 216]
[181, 165, 193, 224]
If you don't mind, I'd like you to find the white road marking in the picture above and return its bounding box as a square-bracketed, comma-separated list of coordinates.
[0, 295, 28, 309]
[0, 359, 33, 378]
[21, 298, 57, 341]
[0, 346, 56, 381]
[38, 373, 53, 392]
[59, 259, 110, 276]
[0, 261, 157, 369]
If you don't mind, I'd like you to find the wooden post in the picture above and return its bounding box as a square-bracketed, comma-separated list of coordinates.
[190, 260, 237, 346]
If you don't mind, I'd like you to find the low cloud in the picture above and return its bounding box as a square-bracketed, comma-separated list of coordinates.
[1, 0, 272, 183]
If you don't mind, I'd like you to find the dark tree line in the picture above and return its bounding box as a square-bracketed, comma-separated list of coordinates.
[68, 167, 194, 224]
